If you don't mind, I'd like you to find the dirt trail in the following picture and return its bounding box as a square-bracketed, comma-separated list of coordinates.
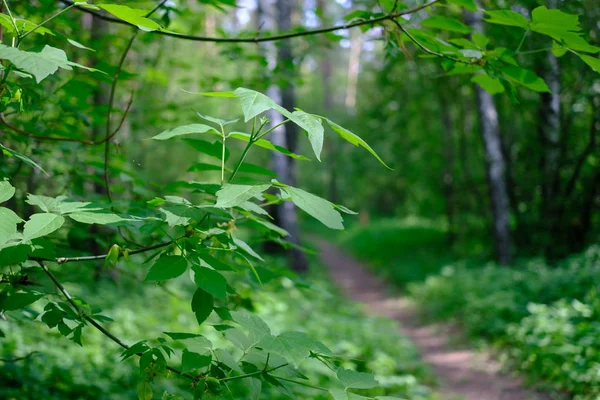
[318, 241, 550, 400]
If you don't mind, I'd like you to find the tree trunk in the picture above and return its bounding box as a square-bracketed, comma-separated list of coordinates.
[316, 0, 338, 203]
[538, 0, 561, 216]
[258, 0, 308, 272]
[439, 88, 456, 244]
[466, 8, 512, 264]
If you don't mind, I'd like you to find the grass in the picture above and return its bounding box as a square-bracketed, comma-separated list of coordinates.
[334, 217, 458, 287]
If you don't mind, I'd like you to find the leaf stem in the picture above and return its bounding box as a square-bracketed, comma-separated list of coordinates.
[219, 363, 289, 383]
[515, 29, 529, 54]
[220, 125, 227, 185]
[271, 375, 328, 391]
[19, 5, 75, 42]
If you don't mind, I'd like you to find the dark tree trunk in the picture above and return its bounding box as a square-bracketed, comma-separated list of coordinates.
[258, 0, 308, 272]
[439, 88, 456, 244]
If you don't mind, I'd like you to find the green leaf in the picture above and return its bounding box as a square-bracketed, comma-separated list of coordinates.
[233, 87, 278, 122]
[472, 33, 489, 49]
[421, 16, 472, 34]
[214, 348, 242, 372]
[198, 91, 237, 97]
[558, 34, 600, 54]
[196, 112, 239, 127]
[215, 184, 271, 208]
[192, 266, 227, 300]
[530, 6, 580, 34]
[0, 181, 15, 203]
[287, 110, 324, 160]
[228, 132, 309, 160]
[137, 381, 153, 400]
[237, 163, 276, 177]
[580, 54, 600, 73]
[0, 207, 22, 245]
[1, 292, 43, 311]
[187, 163, 224, 173]
[181, 349, 212, 373]
[152, 124, 217, 140]
[329, 389, 370, 400]
[183, 139, 230, 161]
[99, 4, 162, 31]
[145, 255, 188, 281]
[446, 0, 476, 11]
[164, 332, 210, 342]
[68, 212, 127, 225]
[280, 186, 343, 230]
[258, 331, 331, 366]
[337, 368, 378, 389]
[0, 143, 47, 174]
[22, 213, 65, 241]
[223, 328, 252, 351]
[67, 38, 95, 52]
[471, 74, 505, 95]
[0, 244, 31, 267]
[484, 10, 529, 28]
[231, 309, 270, 344]
[252, 218, 289, 237]
[551, 41, 568, 57]
[0, 44, 83, 83]
[502, 67, 550, 92]
[191, 288, 214, 326]
[232, 237, 264, 261]
[325, 119, 391, 169]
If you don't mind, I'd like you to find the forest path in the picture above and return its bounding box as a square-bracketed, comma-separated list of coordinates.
[317, 241, 550, 400]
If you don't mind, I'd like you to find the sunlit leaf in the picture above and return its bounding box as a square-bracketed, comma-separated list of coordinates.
[215, 183, 271, 208]
[280, 186, 344, 230]
[22, 213, 65, 241]
[484, 10, 529, 28]
[152, 124, 217, 140]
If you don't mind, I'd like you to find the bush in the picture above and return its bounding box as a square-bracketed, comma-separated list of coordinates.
[506, 293, 600, 398]
[408, 246, 600, 398]
[0, 258, 436, 400]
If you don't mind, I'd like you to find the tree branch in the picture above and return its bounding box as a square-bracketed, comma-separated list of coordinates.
[0, 351, 39, 363]
[59, 0, 440, 43]
[0, 93, 134, 145]
[33, 237, 179, 264]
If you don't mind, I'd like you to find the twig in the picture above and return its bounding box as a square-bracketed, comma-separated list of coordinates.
[0, 94, 134, 144]
[104, 33, 138, 204]
[32, 237, 179, 264]
[389, 18, 471, 64]
[60, 0, 440, 43]
[0, 351, 39, 363]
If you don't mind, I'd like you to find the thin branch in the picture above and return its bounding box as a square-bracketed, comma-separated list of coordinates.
[60, 0, 440, 43]
[0, 93, 134, 145]
[104, 33, 138, 203]
[33, 237, 179, 264]
[0, 351, 39, 363]
[389, 18, 471, 64]
[36, 260, 195, 381]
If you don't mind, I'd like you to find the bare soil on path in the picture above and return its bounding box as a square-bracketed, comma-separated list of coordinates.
[318, 241, 552, 400]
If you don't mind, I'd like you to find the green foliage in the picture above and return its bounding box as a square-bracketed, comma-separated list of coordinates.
[1, 1, 598, 398]
[409, 246, 600, 397]
[336, 218, 458, 286]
